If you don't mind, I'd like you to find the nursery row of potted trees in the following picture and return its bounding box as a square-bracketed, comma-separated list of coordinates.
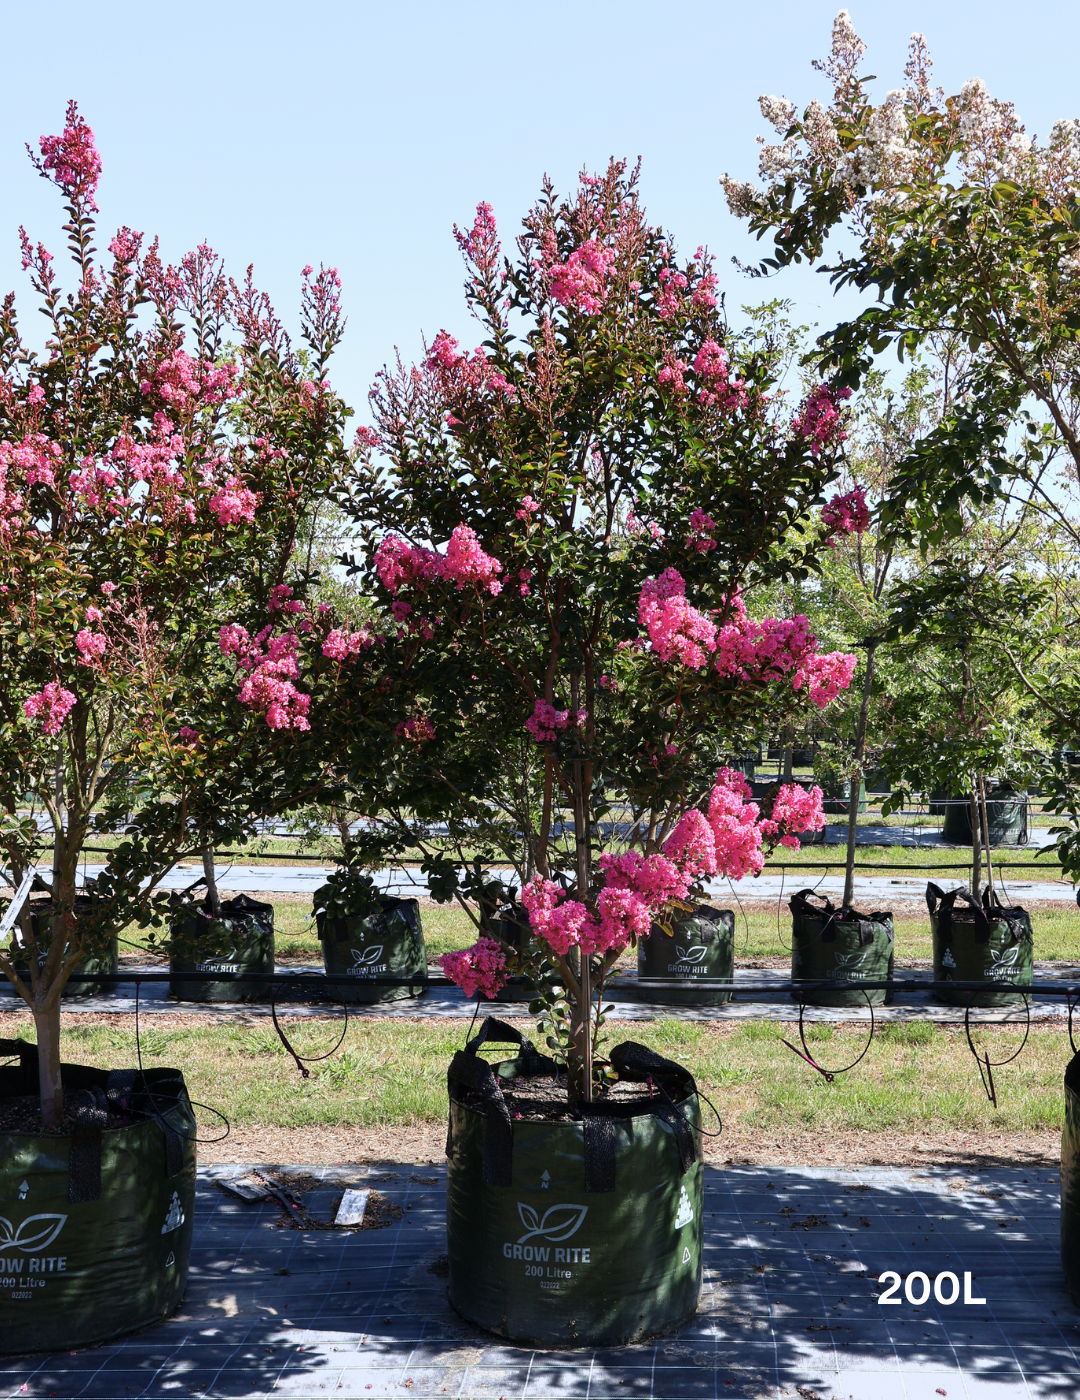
[3, 18, 1079, 1350]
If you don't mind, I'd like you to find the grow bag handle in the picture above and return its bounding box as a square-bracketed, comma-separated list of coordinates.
[926, 882, 992, 943]
[465, 1015, 556, 1078]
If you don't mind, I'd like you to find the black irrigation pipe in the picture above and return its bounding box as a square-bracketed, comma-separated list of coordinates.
[50, 970, 1080, 998]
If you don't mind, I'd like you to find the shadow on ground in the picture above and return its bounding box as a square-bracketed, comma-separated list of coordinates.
[0, 1161, 1076, 1398]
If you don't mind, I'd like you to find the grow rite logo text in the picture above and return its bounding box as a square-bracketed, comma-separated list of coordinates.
[503, 1203, 591, 1266]
[986, 946, 1021, 980]
[349, 945, 386, 976]
[0, 1213, 69, 1292]
[828, 950, 871, 983]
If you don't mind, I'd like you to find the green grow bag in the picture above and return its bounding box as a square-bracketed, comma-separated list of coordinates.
[819, 779, 868, 816]
[638, 906, 734, 1006]
[6, 904, 119, 1001]
[790, 890, 894, 1008]
[169, 893, 274, 1003]
[446, 1018, 704, 1347]
[941, 786, 1028, 846]
[1061, 1051, 1080, 1306]
[0, 1038, 196, 1353]
[927, 883, 1033, 1008]
[482, 904, 546, 1005]
[317, 895, 426, 1004]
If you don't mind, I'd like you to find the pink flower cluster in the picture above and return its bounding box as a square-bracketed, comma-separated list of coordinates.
[713, 591, 816, 686]
[638, 569, 717, 670]
[692, 340, 748, 411]
[219, 624, 310, 730]
[0, 435, 62, 538]
[525, 699, 569, 743]
[75, 628, 108, 665]
[793, 651, 858, 708]
[547, 239, 616, 315]
[520, 876, 650, 958]
[374, 527, 502, 598]
[209, 476, 261, 526]
[821, 486, 870, 543]
[794, 384, 852, 456]
[70, 460, 123, 510]
[758, 783, 826, 851]
[686, 508, 717, 553]
[516, 496, 540, 522]
[322, 627, 375, 661]
[396, 716, 436, 744]
[454, 201, 501, 279]
[37, 101, 102, 210]
[22, 682, 77, 735]
[440, 937, 507, 999]
[140, 349, 237, 414]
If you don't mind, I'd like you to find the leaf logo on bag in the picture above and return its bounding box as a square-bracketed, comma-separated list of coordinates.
[0, 1213, 67, 1253]
[990, 946, 1020, 970]
[516, 1202, 588, 1244]
[675, 945, 708, 964]
[351, 946, 384, 967]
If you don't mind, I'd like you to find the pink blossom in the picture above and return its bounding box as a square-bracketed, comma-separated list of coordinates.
[396, 716, 436, 744]
[85, 606, 102, 623]
[374, 535, 444, 594]
[588, 887, 650, 954]
[547, 239, 616, 314]
[516, 496, 540, 521]
[793, 651, 858, 708]
[522, 878, 598, 957]
[638, 569, 717, 669]
[822, 486, 870, 542]
[100, 581, 117, 595]
[2, 434, 60, 489]
[141, 349, 237, 413]
[793, 384, 852, 456]
[599, 851, 689, 909]
[355, 426, 380, 449]
[758, 783, 826, 853]
[23, 682, 77, 735]
[209, 476, 261, 526]
[75, 628, 107, 664]
[219, 623, 250, 656]
[686, 507, 717, 554]
[525, 699, 570, 743]
[443, 525, 502, 594]
[454, 202, 501, 278]
[663, 809, 718, 879]
[441, 937, 507, 999]
[37, 102, 102, 210]
[321, 627, 374, 661]
[70, 460, 121, 508]
[713, 591, 817, 687]
[27, 385, 45, 406]
[657, 355, 688, 396]
[692, 340, 748, 411]
[268, 584, 303, 615]
[177, 726, 199, 745]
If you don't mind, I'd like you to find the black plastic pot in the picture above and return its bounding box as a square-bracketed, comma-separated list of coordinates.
[169, 893, 274, 1003]
[638, 906, 734, 1006]
[941, 786, 1028, 846]
[790, 890, 894, 1008]
[0, 1038, 196, 1353]
[317, 895, 426, 1004]
[446, 1018, 704, 1347]
[927, 883, 1033, 1008]
[1062, 1051, 1080, 1306]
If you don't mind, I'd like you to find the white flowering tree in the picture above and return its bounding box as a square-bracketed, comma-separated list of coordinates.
[722, 9, 1080, 876]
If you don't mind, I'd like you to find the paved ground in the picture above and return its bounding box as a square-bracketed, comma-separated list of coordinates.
[10, 962, 1074, 1025]
[0, 1162, 1075, 1398]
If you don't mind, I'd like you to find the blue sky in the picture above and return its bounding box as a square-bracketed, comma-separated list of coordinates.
[3, 2, 1078, 417]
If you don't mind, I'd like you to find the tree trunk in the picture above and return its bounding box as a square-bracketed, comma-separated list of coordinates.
[569, 672, 592, 1104]
[978, 774, 994, 900]
[969, 788, 983, 901]
[782, 726, 793, 784]
[202, 842, 221, 919]
[843, 641, 878, 909]
[34, 1001, 64, 1129]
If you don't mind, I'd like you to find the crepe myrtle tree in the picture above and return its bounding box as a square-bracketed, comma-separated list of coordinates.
[0, 104, 356, 1126]
[319, 161, 860, 1099]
